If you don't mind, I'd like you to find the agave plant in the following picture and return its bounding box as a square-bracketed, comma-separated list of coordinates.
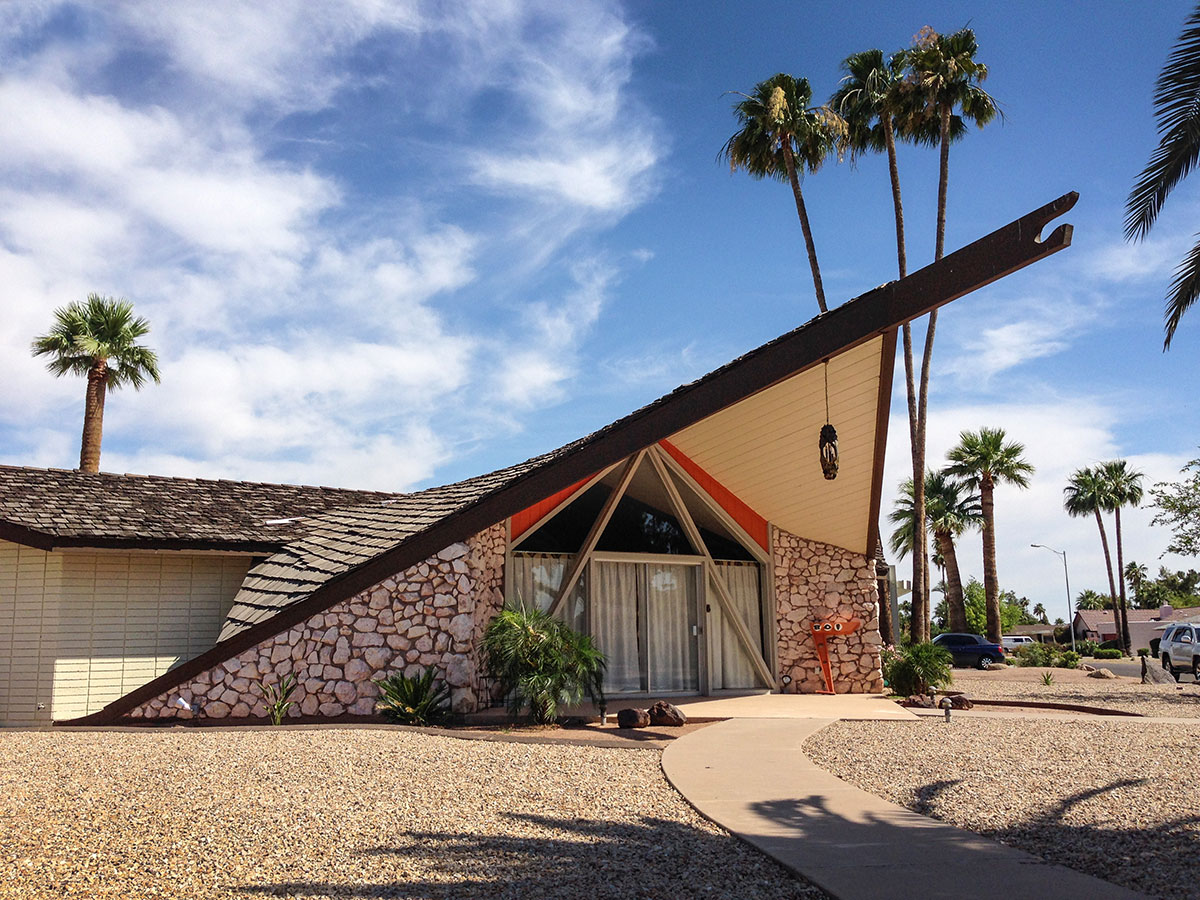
[375, 668, 452, 726]
[483, 604, 606, 725]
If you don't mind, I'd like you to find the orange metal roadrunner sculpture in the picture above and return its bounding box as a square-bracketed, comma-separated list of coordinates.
[811, 615, 861, 694]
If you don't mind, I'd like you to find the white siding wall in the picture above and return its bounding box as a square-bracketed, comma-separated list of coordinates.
[0, 539, 251, 726]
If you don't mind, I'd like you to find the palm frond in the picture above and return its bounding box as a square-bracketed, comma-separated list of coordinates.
[1164, 231, 1200, 347]
[1126, 6, 1200, 240]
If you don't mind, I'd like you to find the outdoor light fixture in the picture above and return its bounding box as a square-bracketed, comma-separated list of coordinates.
[939, 696, 952, 723]
[819, 360, 838, 480]
[174, 696, 196, 714]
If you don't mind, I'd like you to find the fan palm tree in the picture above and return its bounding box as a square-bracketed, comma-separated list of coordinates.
[1125, 4, 1200, 347]
[1101, 460, 1146, 653]
[31, 294, 160, 473]
[1063, 466, 1123, 651]
[722, 73, 846, 314]
[1075, 589, 1110, 611]
[888, 470, 981, 637]
[945, 428, 1034, 643]
[1032, 602, 1048, 624]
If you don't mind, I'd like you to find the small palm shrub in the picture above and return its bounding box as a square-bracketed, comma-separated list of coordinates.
[258, 674, 297, 726]
[1094, 648, 1123, 660]
[375, 668, 451, 725]
[1040, 670, 1055, 685]
[883, 642, 952, 696]
[484, 604, 606, 724]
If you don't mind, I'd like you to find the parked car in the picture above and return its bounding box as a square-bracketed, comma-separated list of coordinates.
[1001, 634, 1035, 651]
[1159, 623, 1200, 682]
[932, 632, 1006, 669]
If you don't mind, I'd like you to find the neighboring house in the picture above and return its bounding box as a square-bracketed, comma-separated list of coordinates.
[0, 195, 1074, 727]
[1072, 606, 1198, 652]
[0, 469, 396, 726]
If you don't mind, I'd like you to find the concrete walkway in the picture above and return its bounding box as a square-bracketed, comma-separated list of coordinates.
[662, 717, 1147, 900]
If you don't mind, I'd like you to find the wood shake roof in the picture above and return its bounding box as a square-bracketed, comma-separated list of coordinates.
[64, 192, 1077, 725]
[0, 465, 398, 552]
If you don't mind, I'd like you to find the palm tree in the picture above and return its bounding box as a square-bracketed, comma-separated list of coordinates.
[1101, 460, 1146, 654]
[722, 73, 846, 314]
[888, 470, 981, 637]
[31, 294, 160, 473]
[1125, 560, 1149, 606]
[1063, 466, 1123, 651]
[868, 29, 997, 642]
[1075, 589, 1110, 611]
[1125, 5, 1200, 347]
[945, 428, 1034, 643]
[1032, 602, 1048, 624]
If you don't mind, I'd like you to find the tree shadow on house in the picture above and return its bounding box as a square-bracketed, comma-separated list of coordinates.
[751, 776, 1200, 900]
[233, 812, 828, 900]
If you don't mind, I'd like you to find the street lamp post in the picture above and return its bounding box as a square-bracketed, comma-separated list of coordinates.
[1031, 544, 1075, 653]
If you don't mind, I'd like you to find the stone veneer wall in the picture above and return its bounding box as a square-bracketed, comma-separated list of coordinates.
[131, 523, 506, 720]
[773, 526, 884, 694]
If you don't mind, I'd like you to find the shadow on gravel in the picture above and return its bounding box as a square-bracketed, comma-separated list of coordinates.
[235, 812, 826, 900]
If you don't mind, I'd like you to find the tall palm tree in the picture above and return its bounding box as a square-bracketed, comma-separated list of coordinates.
[722, 73, 846, 314]
[31, 294, 160, 473]
[945, 428, 1034, 643]
[1125, 560, 1149, 606]
[1063, 466, 1123, 652]
[888, 470, 981, 637]
[871, 28, 997, 642]
[1032, 602, 1048, 624]
[1101, 460, 1146, 654]
[1125, 4, 1200, 347]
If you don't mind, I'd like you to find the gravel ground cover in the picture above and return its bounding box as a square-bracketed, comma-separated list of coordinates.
[949, 668, 1200, 717]
[0, 728, 827, 900]
[806, 717, 1200, 900]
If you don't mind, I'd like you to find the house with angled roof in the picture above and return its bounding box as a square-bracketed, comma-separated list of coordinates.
[0, 195, 1076, 727]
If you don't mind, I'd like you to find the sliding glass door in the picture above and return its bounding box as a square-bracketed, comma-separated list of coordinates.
[591, 558, 699, 694]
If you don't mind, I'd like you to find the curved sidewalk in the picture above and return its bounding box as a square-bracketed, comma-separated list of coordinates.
[661, 717, 1147, 900]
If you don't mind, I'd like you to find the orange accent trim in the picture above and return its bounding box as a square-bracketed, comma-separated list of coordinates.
[509, 475, 594, 541]
[658, 440, 769, 551]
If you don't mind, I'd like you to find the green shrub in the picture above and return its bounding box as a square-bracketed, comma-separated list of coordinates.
[1094, 648, 1123, 660]
[484, 604, 606, 724]
[1059, 650, 1080, 669]
[1137, 647, 1150, 658]
[375, 668, 451, 726]
[257, 674, 297, 726]
[1040, 670, 1055, 685]
[883, 642, 952, 696]
[1075, 639, 1100, 657]
[1012, 643, 1057, 667]
[1099, 639, 1121, 651]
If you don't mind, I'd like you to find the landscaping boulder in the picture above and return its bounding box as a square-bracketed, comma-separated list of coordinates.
[1142, 656, 1177, 685]
[648, 701, 687, 727]
[616, 707, 650, 729]
[1088, 667, 1118, 679]
[947, 694, 974, 710]
[900, 694, 935, 708]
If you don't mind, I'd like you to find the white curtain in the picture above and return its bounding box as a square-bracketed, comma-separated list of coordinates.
[647, 563, 698, 692]
[712, 561, 763, 689]
[508, 553, 585, 633]
[592, 562, 642, 692]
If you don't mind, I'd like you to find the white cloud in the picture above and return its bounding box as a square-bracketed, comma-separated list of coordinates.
[0, 0, 662, 492]
[941, 318, 1070, 382]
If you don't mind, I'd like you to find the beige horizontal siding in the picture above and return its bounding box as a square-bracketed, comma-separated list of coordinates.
[0, 540, 252, 726]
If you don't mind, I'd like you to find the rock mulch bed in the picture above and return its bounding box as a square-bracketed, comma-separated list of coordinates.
[0, 728, 828, 899]
[806, 717, 1200, 900]
[951, 668, 1200, 717]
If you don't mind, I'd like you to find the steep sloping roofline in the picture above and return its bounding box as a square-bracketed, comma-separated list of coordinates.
[65, 192, 1076, 725]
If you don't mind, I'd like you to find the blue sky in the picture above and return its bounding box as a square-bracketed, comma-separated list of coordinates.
[2, 1, 1198, 620]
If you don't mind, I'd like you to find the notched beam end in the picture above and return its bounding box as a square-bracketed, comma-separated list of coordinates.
[1026, 190, 1077, 251]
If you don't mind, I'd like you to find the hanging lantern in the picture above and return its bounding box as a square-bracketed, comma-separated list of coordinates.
[819, 361, 839, 480]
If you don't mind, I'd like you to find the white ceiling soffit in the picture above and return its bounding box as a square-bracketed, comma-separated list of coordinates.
[667, 335, 885, 555]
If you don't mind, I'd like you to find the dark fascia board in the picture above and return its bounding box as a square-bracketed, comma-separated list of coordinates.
[864, 327, 899, 560]
[0, 521, 282, 555]
[61, 192, 1076, 726]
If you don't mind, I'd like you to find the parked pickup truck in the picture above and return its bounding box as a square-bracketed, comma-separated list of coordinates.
[932, 632, 1006, 669]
